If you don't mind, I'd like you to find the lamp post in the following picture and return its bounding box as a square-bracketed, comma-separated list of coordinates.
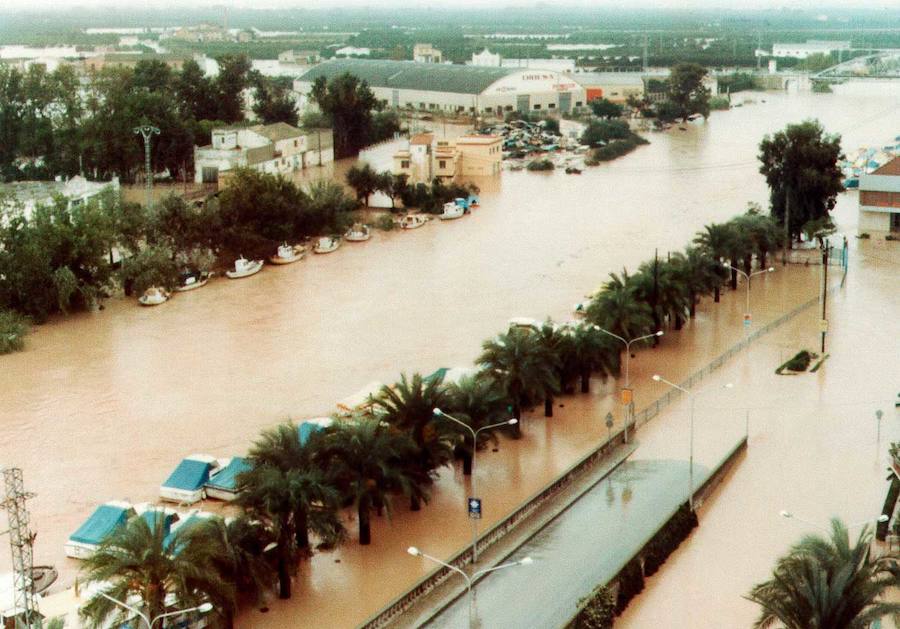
[780, 510, 888, 533]
[133, 124, 160, 209]
[407, 546, 532, 628]
[96, 591, 213, 629]
[722, 262, 775, 327]
[652, 375, 733, 510]
[594, 327, 663, 441]
[434, 408, 517, 564]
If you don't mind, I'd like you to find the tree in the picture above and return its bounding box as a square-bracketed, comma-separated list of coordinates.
[758, 120, 844, 245]
[174, 59, 218, 122]
[345, 163, 379, 207]
[119, 245, 181, 295]
[586, 271, 654, 341]
[79, 512, 232, 628]
[311, 73, 381, 158]
[316, 419, 423, 545]
[668, 63, 711, 122]
[443, 374, 509, 474]
[303, 180, 357, 236]
[669, 247, 720, 318]
[534, 320, 571, 417]
[569, 324, 620, 394]
[477, 328, 559, 438]
[693, 223, 734, 301]
[377, 171, 407, 209]
[746, 519, 900, 629]
[253, 78, 299, 126]
[736, 209, 781, 271]
[215, 55, 252, 123]
[590, 98, 623, 120]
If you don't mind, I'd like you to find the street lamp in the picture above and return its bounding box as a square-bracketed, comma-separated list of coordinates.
[722, 262, 775, 326]
[96, 591, 213, 629]
[434, 407, 518, 564]
[780, 510, 888, 533]
[652, 375, 733, 511]
[407, 546, 532, 628]
[593, 326, 663, 442]
[133, 124, 160, 209]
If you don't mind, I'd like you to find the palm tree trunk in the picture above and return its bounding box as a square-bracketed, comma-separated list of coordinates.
[580, 369, 591, 393]
[462, 447, 473, 475]
[689, 293, 697, 318]
[295, 510, 309, 551]
[511, 401, 522, 438]
[277, 548, 292, 599]
[714, 286, 720, 303]
[359, 499, 372, 545]
[730, 267, 738, 290]
[224, 610, 235, 629]
[410, 493, 421, 511]
[544, 396, 553, 417]
[674, 312, 683, 330]
[760, 249, 767, 269]
[743, 256, 752, 276]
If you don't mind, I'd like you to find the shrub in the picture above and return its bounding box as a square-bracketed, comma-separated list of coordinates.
[887, 234, 898, 241]
[576, 584, 616, 629]
[614, 558, 644, 613]
[812, 82, 833, 94]
[375, 214, 395, 231]
[581, 120, 631, 146]
[857, 232, 871, 239]
[120, 246, 181, 295]
[591, 136, 648, 162]
[709, 95, 730, 110]
[784, 350, 816, 372]
[527, 159, 555, 171]
[0, 309, 29, 355]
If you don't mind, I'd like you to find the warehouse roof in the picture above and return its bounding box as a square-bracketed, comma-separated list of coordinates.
[572, 72, 645, 88]
[298, 59, 517, 95]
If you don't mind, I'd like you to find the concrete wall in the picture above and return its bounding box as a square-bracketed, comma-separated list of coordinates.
[859, 209, 892, 234]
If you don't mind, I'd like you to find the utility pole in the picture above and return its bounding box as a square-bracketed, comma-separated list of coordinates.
[642, 34, 649, 73]
[821, 239, 829, 353]
[134, 124, 160, 209]
[782, 187, 791, 266]
[757, 32, 762, 71]
[2, 468, 37, 628]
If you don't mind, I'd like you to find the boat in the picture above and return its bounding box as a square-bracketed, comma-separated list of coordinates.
[843, 177, 859, 189]
[573, 302, 589, 317]
[337, 381, 384, 416]
[138, 287, 169, 306]
[467, 195, 480, 208]
[424, 366, 478, 387]
[508, 317, 542, 332]
[226, 257, 263, 279]
[398, 214, 429, 230]
[135, 504, 181, 538]
[204, 457, 252, 502]
[269, 243, 306, 265]
[314, 236, 342, 254]
[297, 417, 334, 446]
[159, 455, 223, 504]
[344, 224, 371, 242]
[65, 501, 135, 559]
[175, 270, 212, 292]
[439, 202, 465, 221]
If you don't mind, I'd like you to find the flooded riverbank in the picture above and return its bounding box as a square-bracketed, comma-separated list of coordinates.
[3, 81, 898, 626]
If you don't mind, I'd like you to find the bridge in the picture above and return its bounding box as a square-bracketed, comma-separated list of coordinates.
[814, 50, 900, 80]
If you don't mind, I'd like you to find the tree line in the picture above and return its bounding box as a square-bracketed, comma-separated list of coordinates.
[345, 163, 478, 213]
[74, 206, 796, 627]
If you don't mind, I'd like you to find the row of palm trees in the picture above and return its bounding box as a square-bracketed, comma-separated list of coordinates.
[78, 208, 784, 627]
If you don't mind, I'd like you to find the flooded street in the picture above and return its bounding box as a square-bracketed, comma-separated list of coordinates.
[2, 81, 899, 626]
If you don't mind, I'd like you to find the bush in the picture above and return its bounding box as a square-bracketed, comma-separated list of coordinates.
[120, 246, 181, 295]
[576, 584, 616, 629]
[0, 310, 29, 355]
[591, 137, 648, 162]
[709, 95, 730, 111]
[887, 234, 898, 241]
[777, 350, 817, 374]
[581, 120, 631, 146]
[615, 558, 644, 613]
[527, 159, 555, 171]
[857, 232, 871, 239]
[375, 214, 395, 231]
[812, 82, 833, 94]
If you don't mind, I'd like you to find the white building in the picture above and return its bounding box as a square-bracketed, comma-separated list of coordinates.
[470, 49, 501, 67]
[0, 176, 119, 220]
[772, 40, 851, 59]
[501, 58, 576, 74]
[294, 59, 587, 117]
[858, 157, 900, 235]
[193, 123, 334, 184]
[334, 46, 371, 58]
[413, 44, 443, 64]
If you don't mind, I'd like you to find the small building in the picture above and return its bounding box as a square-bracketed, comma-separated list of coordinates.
[772, 40, 850, 59]
[193, 123, 334, 184]
[501, 58, 576, 74]
[278, 49, 320, 64]
[573, 73, 645, 104]
[0, 176, 119, 219]
[413, 44, 443, 64]
[392, 133, 502, 183]
[83, 53, 187, 72]
[858, 157, 900, 235]
[470, 49, 501, 67]
[334, 46, 371, 58]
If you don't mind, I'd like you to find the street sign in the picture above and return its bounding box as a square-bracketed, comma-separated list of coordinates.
[743, 313, 752, 327]
[468, 497, 482, 520]
[620, 388, 633, 405]
[819, 319, 828, 333]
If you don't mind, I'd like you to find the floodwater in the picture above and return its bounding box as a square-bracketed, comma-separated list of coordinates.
[2, 81, 899, 627]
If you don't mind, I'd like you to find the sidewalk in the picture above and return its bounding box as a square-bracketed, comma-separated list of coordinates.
[237, 264, 822, 628]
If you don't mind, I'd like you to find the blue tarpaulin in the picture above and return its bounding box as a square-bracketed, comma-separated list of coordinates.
[140, 510, 178, 538]
[162, 459, 215, 491]
[204, 457, 250, 493]
[69, 504, 132, 545]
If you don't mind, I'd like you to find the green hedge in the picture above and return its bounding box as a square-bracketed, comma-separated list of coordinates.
[590, 137, 648, 163]
[575, 585, 616, 629]
[527, 159, 555, 171]
[0, 309, 29, 355]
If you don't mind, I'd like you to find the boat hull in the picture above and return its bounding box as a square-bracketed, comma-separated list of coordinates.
[226, 261, 263, 279]
[268, 253, 305, 265]
[174, 278, 209, 292]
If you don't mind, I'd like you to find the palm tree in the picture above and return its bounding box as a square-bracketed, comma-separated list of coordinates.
[443, 374, 510, 474]
[693, 223, 733, 301]
[585, 270, 654, 340]
[316, 419, 423, 546]
[739, 211, 781, 270]
[570, 324, 621, 393]
[237, 464, 343, 599]
[477, 328, 559, 438]
[375, 373, 454, 509]
[634, 258, 691, 333]
[187, 515, 274, 629]
[723, 219, 754, 288]
[671, 247, 721, 318]
[79, 512, 232, 628]
[534, 320, 571, 417]
[746, 518, 900, 629]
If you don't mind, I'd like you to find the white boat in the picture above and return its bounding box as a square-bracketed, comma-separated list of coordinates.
[508, 317, 542, 332]
[314, 236, 342, 254]
[225, 257, 263, 279]
[65, 501, 135, 559]
[138, 287, 169, 306]
[175, 270, 212, 292]
[345, 224, 371, 242]
[269, 243, 306, 265]
[398, 214, 429, 230]
[160, 454, 224, 505]
[439, 202, 465, 221]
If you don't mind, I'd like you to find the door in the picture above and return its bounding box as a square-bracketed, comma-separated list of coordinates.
[516, 94, 530, 114]
[559, 92, 571, 113]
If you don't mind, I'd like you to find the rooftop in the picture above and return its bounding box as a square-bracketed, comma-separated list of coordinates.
[410, 133, 435, 146]
[249, 122, 304, 142]
[297, 59, 517, 95]
[871, 156, 900, 176]
[572, 72, 645, 88]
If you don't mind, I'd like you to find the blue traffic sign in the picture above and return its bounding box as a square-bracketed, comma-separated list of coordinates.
[468, 497, 482, 519]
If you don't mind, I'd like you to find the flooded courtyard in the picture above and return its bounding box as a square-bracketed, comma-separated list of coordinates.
[2, 81, 899, 626]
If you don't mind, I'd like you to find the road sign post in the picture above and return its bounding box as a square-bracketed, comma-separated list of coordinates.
[468, 497, 482, 520]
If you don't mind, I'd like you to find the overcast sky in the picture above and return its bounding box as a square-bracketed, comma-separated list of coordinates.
[4, 0, 899, 10]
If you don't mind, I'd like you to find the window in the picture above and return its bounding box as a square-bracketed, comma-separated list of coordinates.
[505, 105, 513, 112]
[401, 160, 410, 169]
[439, 160, 446, 169]
[485, 107, 493, 113]
[548, 103, 556, 109]
[533, 104, 541, 110]
[576, 101, 583, 107]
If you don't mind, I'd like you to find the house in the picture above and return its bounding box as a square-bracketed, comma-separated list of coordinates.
[392, 133, 502, 183]
[573, 73, 645, 104]
[334, 47, 371, 58]
[193, 123, 334, 184]
[470, 49, 501, 67]
[858, 156, 900, 235]
[413, 44, 442, 64]
[772, 40, 850, 60]
[0, 176, 119, 220]
[278, 50, 320, 64]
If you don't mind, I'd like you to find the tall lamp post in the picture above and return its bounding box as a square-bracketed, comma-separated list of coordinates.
[652, 375, 733, 510]
[779, 510, 888, 533]
[722, 262, 775, 328]
[96, 591, 213, 629]
[594, 327, 663, 441]
[434, 408, 517, 564]
[407, 546, 532, 629]
[133, 124, 160, 209]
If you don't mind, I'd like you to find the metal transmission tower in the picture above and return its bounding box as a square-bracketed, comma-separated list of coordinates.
[2, 468, 37, 627]
[134, 125, 160, 209]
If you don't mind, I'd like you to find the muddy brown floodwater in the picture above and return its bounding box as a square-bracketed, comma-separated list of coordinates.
[2, 82, 898, 626]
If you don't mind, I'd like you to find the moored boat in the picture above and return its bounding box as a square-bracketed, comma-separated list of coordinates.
[225, 257, 263, 279]
[269, 243, 306, 265]
[138, 287, 169, 306]
[175, 270, 212, 292]
[314, 236, 342, 253]
[345, 224, 371, 242]
[65, 501, 135, 559]
[398, 214, 429, 230]
[160, 454, 224, 504]
[439, 202, 465, 221]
